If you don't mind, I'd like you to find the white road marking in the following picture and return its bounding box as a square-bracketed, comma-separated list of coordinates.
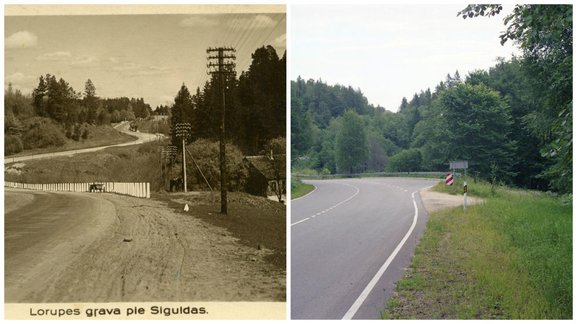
[291, 184, 318, 201]
[291, 217, 310, 226]
[342, 190, 420, 320]
[291, 182, 360, 226]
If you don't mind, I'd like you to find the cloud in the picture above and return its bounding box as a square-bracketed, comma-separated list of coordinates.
[128, 65, 175, 77]
[36, 51, 72, 61]
[158, 95, 175, 105]
[71, 55, 99, 67]
[5, 72, 37, 89]
[179, 16, 219, 27]
[227, 15, 276, 29]
[5, 31, 38, 49]
[272, 34, 286, 48]
[112, 62, 141, 72]
[111, 61, 174, 77]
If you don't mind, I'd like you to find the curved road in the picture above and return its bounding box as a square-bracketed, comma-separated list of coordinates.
[291, 177, 438, 319]
[5, 121, 162, 163]
[5, 188, 117, 302]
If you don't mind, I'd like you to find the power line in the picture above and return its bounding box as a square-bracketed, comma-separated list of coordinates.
[206, 47, 236, 215]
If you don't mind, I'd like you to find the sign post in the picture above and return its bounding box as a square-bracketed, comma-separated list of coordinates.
[449, 160, 469, 212]
[463, 181, 468, 211]
[445, 173, 454, 186]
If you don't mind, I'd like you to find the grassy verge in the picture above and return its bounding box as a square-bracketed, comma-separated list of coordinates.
[383, 181, 572, 319]
[5, 140, 168, 191]
[6, 124, 136, 158]
[291, 177, 315, 199]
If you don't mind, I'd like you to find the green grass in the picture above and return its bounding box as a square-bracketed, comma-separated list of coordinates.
[291, 177, 315, 199]
[383, 181, 572, 319]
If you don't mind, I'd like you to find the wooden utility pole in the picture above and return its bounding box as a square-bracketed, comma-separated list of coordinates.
[207, 47, 236, 215]
[175, 123, 191, 192]
[161, 145, 177, 190]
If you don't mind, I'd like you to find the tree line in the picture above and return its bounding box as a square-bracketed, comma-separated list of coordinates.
[5, 74, 153, 155]
[170, 45, 286, 156]
[292, 5, 571, 193]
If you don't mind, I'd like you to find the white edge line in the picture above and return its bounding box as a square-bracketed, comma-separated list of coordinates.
[342, 191, 420, 320]
[291, 183, 317, 202]
[291, 217, 310, 226]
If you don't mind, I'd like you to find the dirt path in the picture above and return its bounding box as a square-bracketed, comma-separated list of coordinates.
[420, 187, 483, 213]
[5, 122, 160, 164]
[5, 191, 284, 303]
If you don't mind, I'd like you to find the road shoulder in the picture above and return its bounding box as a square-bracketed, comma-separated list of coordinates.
[420, 187, 483, 213]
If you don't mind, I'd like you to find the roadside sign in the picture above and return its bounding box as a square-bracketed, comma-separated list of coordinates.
[450, 160, 468, 169]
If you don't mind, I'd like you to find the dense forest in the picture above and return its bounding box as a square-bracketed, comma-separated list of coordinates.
[5, 45, 286, 159]
[5, 75, 153, 155]
[170, 45, 286, 156]
[292, 4, 572, 193]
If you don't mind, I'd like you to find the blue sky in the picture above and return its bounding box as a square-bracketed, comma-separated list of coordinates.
[291, 4, 521, 111]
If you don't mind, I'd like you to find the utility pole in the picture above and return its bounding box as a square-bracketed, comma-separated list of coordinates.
[175, 123, 191, 192]
[161, 145, 177, 190]
[207, 47, 236, 215]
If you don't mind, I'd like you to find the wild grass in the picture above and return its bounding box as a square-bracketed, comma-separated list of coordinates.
[291, 177, 315, 199]
[6, 124, 136, 158]
[383, 181, 572, 319]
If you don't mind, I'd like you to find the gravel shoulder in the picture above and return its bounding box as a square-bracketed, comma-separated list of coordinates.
[420, 187, 483, 213]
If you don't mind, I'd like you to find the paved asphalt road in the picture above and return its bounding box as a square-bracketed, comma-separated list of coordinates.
[291, 177, 438, 319]
[5, 121, 162, 163]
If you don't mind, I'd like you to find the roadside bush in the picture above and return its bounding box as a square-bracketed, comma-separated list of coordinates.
[5, 135, 23, 155]
[387, 149, 422, 172]
[186, 139, 248, 191]
[22, 117, 66, 149]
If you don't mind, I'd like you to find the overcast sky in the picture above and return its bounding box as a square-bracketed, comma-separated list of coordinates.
[5, 6, 285, 109]
[291, 4, 521, 112]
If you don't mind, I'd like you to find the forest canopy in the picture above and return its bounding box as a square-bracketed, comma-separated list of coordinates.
[292, 5, 572, 193]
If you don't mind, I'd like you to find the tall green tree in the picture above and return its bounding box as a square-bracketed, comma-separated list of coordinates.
[414, 83, 516, 181]
[459, 4, 572, 192]
[336, 110, 368, 173]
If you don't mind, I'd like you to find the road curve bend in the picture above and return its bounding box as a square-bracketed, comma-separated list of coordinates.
[5, 188, 117, 302]
[5, 121, 162, 164]
[291, 177, 438, 319]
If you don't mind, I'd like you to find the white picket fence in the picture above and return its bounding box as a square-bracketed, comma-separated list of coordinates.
[5, 181, 150, 199]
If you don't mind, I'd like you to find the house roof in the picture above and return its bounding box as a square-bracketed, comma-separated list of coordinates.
[244, 155, 286, 180]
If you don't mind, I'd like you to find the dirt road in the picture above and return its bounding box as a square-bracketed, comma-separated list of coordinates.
[5, 121, 161, 164]
[5, 189, 284, 303]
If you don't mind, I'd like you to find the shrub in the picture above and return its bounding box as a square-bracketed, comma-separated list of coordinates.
[387, 149, 422, 172]
[5, 135, 23, 155]
[22, 117, 66, 149]
[186, 139, 248, 191]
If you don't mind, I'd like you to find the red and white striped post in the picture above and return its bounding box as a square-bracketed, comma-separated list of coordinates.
[445, 172, 454, 186]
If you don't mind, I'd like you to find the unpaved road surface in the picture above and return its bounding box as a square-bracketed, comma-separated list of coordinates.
[5, 188, 284, 303]
[5, 121, 160, 164]
[419, 187, 483, 213]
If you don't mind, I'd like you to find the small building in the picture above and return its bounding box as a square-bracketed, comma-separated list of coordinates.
[243, 154, 286, 202]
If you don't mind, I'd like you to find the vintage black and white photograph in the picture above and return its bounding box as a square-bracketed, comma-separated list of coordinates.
[4, 4, 286, 318]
